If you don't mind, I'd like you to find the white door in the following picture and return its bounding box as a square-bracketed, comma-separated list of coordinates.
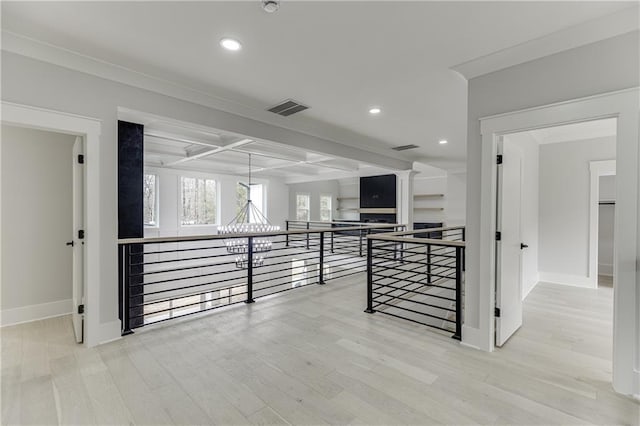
[71, 137, 84, 343]
[496, 140, 524, 347]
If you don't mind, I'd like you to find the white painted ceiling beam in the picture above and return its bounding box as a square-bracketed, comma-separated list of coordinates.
[163, 138, 253, 167]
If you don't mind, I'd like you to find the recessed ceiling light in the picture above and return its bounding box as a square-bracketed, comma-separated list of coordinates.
[369, 107, 382, 115]
[439, 139, 448, 145]
[220, 38, 242, 51]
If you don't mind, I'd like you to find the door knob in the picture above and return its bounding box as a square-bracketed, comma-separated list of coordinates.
[66, 241, 75, 247]
[520, 243, 529, 249]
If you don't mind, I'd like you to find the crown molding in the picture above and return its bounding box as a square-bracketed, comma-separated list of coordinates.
[452, 6, 639, 80]
[1, 30, 408, 166]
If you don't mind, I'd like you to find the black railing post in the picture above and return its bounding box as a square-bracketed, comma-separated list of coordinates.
[461, 227, 466, 272]
[359, 229, 363, 257]
[452, 246, 463, 340]
[364, 238, 375, 313]
[306, 222, 310, 249]
[330, 229, 334, 253]
[246, 237, 255, 304]
[426, 244, 432, 284]
[121, 244, 133, 335]
[285, 220, 289, 247]
[318, 232, 325, 285]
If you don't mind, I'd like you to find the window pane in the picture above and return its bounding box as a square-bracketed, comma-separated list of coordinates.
[237, 183, 249, 216]
[181, 177, 217, 225]
[143, 174, 157, 226]
[296, 194, 310, 221]
[320, 195, 331, 221]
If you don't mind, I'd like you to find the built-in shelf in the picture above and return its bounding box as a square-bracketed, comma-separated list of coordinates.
[413, 193, 444, 200]
[413, 207, 444, 211]
[337, 208, 360, 211]
[337, 197, 359, 201]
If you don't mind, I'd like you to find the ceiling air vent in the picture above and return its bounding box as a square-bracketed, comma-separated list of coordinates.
[267, 99, 309, 117]
[392, 144, 419, 151]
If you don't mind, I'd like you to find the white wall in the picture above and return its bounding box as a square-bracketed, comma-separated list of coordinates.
[1, 125, 75, 324]
[598, 175, 616, 277]
[288, 180, 339, 222]
[538, 136, 616, 286]
[503, 132, 539, 299]
[445, 171, 466, 226]
[465, 31, 639, 395]
[336, 178, 359, 221]
[144, 166, 288, 238]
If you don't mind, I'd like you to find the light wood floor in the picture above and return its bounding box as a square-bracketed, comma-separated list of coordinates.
[2, 277, 638, 425]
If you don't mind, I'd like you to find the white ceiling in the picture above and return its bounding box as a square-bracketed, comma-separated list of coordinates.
[2, 1, 635, 170]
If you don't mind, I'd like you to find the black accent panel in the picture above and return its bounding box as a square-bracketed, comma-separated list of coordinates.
[413, 222, 444, 239]
[118, 121, 144, 239]
[360, 174, 396, 208]
[118, 120, 144, 330]
[360, 174, 397, 223]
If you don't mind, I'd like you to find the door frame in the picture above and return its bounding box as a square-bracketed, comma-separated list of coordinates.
[589, 160, 616, 284]
[1, 102, 101, 347]
[470, 88, 638, 396]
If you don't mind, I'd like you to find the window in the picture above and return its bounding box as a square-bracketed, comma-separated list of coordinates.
[296, 194, 310, 221]
[320, 194, 332, 221]
[143, 174, 158, 226]
[237, 183, 265, 220]
[181, 176, 217, 225]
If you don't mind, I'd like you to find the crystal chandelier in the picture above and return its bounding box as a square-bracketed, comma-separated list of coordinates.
[218, 154, 280, 269]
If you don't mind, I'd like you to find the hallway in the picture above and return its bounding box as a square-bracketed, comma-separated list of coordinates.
[1, 277, 637, 425]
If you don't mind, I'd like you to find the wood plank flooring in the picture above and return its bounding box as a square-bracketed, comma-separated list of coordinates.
[2, 276, 638, 425]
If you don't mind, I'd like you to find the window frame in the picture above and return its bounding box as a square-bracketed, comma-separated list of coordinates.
[178, 175, 220, 227]
[143, 173, 159, 228]
[296, 193, 311, 222]
[319, 194, 332, 222]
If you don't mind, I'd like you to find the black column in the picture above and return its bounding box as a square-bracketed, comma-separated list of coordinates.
[118, 120, 144, 331]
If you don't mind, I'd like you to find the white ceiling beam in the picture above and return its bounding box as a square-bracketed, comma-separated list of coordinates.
[163, 138, 253, 167]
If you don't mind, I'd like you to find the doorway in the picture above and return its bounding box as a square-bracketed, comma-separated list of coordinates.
[495, 117, 617, 346]
[1, 102, 102, 347]
[0, 125, 84, 343]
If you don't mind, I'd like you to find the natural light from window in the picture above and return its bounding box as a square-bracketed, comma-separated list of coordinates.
[181, 176, 217, 225]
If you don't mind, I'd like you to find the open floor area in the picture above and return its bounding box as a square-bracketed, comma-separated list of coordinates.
[1, 276, 637, 425]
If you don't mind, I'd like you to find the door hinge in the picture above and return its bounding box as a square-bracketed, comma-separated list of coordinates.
[497, 154, 503, 165]
[78, 154, 85, 164]
[495, 307, 501, 317]
[78, 230, 85, 239]
[78, 304, 85, 315]
[495, 231, 502, 241]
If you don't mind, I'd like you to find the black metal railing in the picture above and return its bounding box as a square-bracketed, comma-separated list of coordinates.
[365, 226, 465, 340]
[118, 222, 405, 334]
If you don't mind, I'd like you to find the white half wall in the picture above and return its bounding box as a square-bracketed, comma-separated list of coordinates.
[538, 136, 616, 288]
[1, 125, 75, 325]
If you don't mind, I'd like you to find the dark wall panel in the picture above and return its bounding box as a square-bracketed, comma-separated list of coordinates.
[117, 120, 144, 330]
[360, 174, 397, 223]
[118, 120, 144, 239]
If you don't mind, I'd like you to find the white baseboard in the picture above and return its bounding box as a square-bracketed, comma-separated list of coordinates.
[1, 299, 72, 327]
[461, 325, 491, 351]
[98, 320, 122, 345]
[538, 272, 597, 289]
[522, 275, 540, 300]
[598, 263, 613, 276]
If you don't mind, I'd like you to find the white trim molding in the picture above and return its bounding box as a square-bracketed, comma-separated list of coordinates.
[0, 299, 72, 327]
[470, 88, 639, 397]
[1, 102, 104, 347]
